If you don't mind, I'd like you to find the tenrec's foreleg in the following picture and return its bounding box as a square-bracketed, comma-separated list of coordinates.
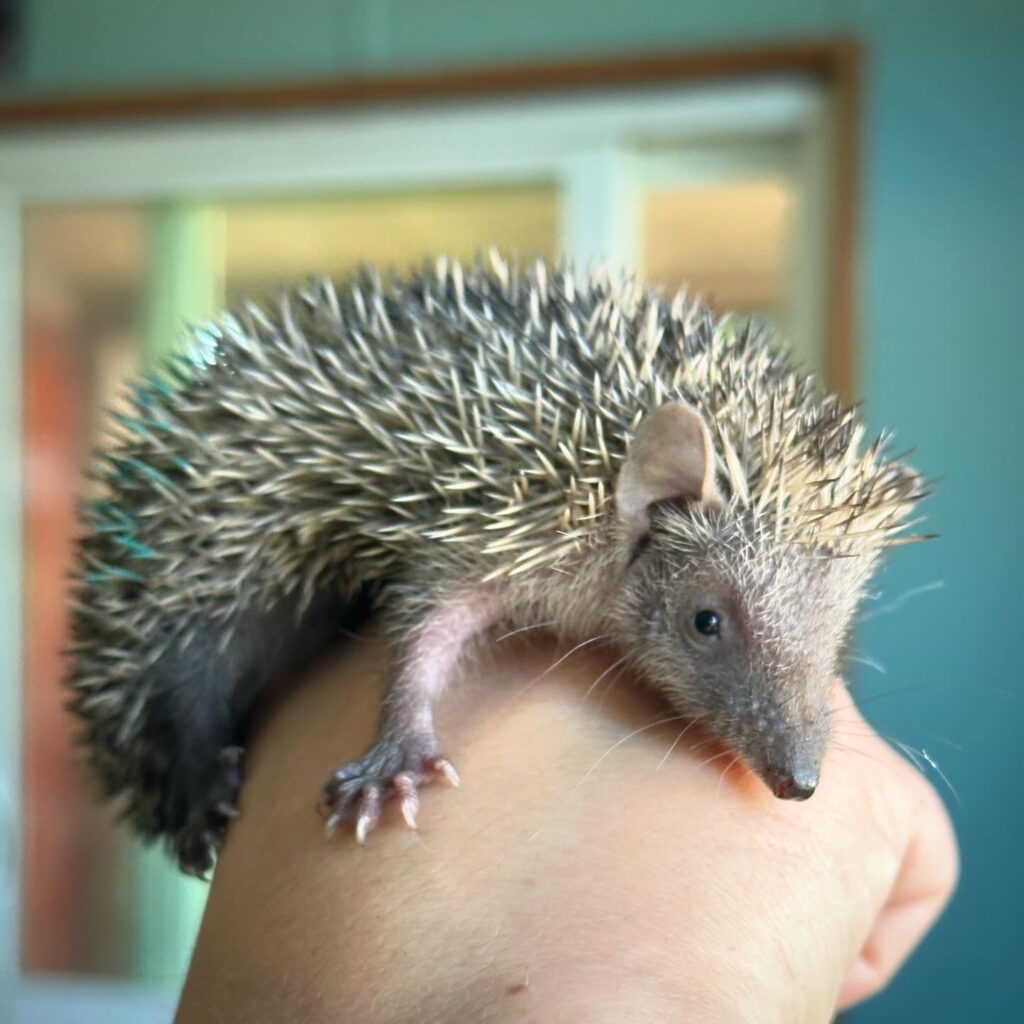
[319, 583, 505, 842]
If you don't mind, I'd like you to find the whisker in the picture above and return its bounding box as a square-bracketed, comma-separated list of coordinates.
[830, 683, 930, 715]
[828, 723, 964, 757]
[860, 580, 945, 621]
[689, 747, 733, 774]
[884, 734, 962, 805]
[580, 653, 630, 704]
[594, 659, 631, 710]
[572, 714, 689, 793]
[917, 746, 962, 805]
[846, 652, 886, 675]
[495, 620, 559, 642]
[496, 633, 611, 713]
[717, 753, 743, 796]
[827, 740, 889, 770]
[828, 726, 885, 739]
[655, 716, 706, 772]
[544, 634, 612, 674]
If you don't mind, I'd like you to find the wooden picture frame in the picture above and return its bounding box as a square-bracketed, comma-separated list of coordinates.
[0, 41, 859, 398]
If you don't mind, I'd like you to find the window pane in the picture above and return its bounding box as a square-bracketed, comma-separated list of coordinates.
[644, 180, 797, 319]
[222, 184, 558, 299]
[637, 141, 825, 377]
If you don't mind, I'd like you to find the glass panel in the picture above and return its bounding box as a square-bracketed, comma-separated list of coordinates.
[638, 145, 823, 375]
[222, 184, 558, 299]
[20, 184, 559, 984]
[643, 180, 797, 320]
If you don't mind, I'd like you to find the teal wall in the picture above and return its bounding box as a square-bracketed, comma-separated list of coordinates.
[6, 1, 1022, 1019]
[854, 4, 1024, 1019]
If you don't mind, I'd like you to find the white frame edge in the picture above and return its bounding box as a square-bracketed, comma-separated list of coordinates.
[1, 185, 24, 1020]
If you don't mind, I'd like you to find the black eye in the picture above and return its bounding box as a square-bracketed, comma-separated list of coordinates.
[694, 609, 721, 637]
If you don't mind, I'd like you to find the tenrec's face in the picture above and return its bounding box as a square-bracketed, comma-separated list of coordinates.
[618, 513, 866, 798]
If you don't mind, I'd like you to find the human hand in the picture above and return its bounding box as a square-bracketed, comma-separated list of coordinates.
[176, 629, 957, 1023]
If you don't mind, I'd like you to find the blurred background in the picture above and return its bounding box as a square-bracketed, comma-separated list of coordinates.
[1, 2, 1022, 1021]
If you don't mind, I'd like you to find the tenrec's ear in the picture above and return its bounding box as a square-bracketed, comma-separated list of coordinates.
[616, 402, 721, 538]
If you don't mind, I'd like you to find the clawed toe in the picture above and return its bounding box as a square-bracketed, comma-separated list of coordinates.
[424, 756, 460, 787]
[354, 786, 382, 843]
[393, 772, 419, 831]
[318, 750, 459, 843]
[175, 746, 246, 876]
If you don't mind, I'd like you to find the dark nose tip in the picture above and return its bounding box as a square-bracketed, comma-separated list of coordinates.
[770, 769, 818, 801]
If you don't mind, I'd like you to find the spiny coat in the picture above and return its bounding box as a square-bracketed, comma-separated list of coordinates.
[67, 255, 923, 872]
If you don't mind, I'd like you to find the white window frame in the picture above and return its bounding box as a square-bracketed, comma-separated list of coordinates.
[0, 76, 828, 1022]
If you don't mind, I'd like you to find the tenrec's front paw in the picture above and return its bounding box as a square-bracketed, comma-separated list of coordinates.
[318, 739, 459, 843]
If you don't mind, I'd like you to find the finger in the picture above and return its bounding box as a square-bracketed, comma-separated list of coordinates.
[836, 743, 959, 1009]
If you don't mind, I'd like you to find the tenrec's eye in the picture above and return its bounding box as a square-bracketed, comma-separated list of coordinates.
[694, 609, 721, 637]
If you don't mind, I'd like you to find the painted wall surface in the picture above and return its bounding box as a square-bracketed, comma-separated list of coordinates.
[4, 1, 1023, 1019]
[853, 3, 1024, 1018]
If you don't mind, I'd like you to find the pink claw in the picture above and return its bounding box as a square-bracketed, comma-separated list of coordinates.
[394, 772, 420, 831]
[354, 786, 381, 844]
[428, 757, 461, 788]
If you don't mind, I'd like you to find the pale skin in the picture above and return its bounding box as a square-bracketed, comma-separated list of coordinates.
[176, 627, 957, 1024]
